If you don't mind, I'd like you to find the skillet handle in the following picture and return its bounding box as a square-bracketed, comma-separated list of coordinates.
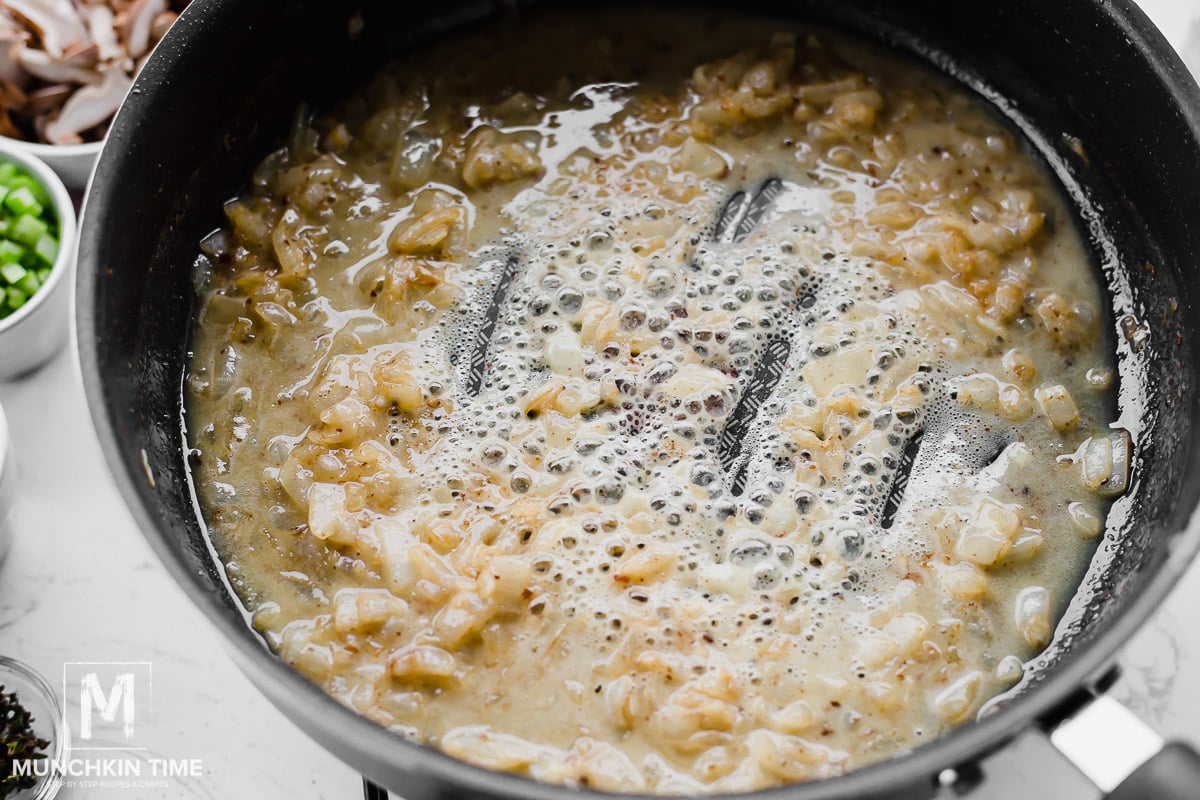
[1048, 694, 1200, 799]
[1106, 743, 1200, 800]
[362, 778, 390, 800]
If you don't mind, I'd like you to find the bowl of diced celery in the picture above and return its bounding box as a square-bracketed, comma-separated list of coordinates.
[0, 144, 76, 381]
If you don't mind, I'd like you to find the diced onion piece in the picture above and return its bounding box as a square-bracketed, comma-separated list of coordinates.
[1006, 532, 1044, 563]
[1068, 501, 1102, 538]
[1079, 435, 1113, 491]
[272, 208, 310, 277]
[956, 498, 1020, 567]
[882, 613, 930, 658]
[660, 364, 734, 399]
[442, 726, 542, 771]
[432, 590, 492, 648]
[801, 345, 873, 396]
[1086, 367, 1113, 391]
[391, 130, 440, 193]
[388, 644, 457, 683]
[1077, 429, 1131, 497]
[614, 545, 677, 585]
[996, 655, 1024, 684]
[941, 563, 989, 601]
[1002, 348, 1037, 386]
[1035, 384, 1080, 431]
[952, 373, 1000, 413]
[934, 670, 983, 724]
[307, 482, 356, 544]
[481, 555, 532, 608]
[999, 384, 1033, 421]
[771, 700, 817, 734]
[1014, 586, 1051, 648]
[554, 381, 601, 416]
[1101, 429, 1131, 497]
[670, 137, 730, 179]
[748, 730, 838, 782]
[461, 126, 543, 189]
[333, 588, 407, 634]
[544, 331, 586, 376]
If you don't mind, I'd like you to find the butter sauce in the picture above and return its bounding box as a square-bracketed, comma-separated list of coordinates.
[186, 10, 1124, 793]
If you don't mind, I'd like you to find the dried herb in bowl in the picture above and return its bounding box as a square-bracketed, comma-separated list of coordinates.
[0, 684, 49, 798]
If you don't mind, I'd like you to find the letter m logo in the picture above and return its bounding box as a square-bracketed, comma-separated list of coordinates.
[80, 672, 135, 740]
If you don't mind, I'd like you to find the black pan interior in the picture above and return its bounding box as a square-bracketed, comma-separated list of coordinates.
[77, 0, 1200, 796]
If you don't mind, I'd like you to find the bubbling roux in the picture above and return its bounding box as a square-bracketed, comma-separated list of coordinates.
[186, 9, 1128, 794]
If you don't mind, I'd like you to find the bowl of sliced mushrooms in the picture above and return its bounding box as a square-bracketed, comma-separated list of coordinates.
[0, 0, 187, 188]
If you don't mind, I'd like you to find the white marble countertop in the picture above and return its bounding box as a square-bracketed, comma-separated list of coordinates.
[2, 2, 1199, 798]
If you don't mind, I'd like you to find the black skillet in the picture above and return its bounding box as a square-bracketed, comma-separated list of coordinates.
[76, 0, 1200, 797]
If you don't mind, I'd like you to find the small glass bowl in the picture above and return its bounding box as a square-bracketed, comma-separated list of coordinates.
[0, 656, 68, 800]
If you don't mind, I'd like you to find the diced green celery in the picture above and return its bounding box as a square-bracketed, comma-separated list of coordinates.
[16, 271, 39, 296]
[4, 186, 42, 218]
[0, 162, 59, 315]
[7, 175, 48, 208]
[0, 262, 25, 285]
[6, 286, 26, 310]
[10, 214, 48, 247]
[33, 234, 57, 265]
[0, 240, 23, 263]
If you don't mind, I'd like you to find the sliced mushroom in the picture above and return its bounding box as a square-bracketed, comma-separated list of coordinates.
[0, 79, 26, 137]
[0, 0, 188, 144]
[117, 0, 166, 59]
[0, 78, 28, 106]
[44, 65, 131, 144]
[4, 0, 89, 59]
[61, 41, 99, 66]
[17, 46, 101, 86]
[150, 11, 176, 42]
[27, 82, 72, 114]
[0, 31, 27, 86]
[85, 5, 122, 61]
